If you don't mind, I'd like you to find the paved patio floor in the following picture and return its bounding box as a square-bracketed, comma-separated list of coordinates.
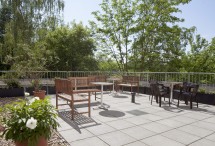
[50, 92, 215, 146]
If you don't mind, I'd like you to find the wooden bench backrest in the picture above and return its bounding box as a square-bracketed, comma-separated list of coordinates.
[122, 76, 139, 83]
[68, 77, 90, 87]
[55, 78, 72, 95]
[88, 75, 107, 82]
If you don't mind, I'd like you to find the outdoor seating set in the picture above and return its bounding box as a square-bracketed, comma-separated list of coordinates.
[55, 75, 140, 120]
[149, 81, 199, 109]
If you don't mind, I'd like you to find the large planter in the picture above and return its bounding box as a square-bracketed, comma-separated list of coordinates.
[197, 93, 215, 105]
[0, 88, 24, 97]
[15, 137, 48, 146]
[33, 90, 46, 99]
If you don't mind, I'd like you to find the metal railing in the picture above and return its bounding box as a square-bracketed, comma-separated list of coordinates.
[0, 71, 215, 93]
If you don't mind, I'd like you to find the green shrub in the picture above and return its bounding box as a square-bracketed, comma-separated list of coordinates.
[199, 88, 206, 94]
[4, 79, 21, 88]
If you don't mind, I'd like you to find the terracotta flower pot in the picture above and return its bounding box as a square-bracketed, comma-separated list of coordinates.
[15, 137, 48, 146]
[33, 90, 46, 99]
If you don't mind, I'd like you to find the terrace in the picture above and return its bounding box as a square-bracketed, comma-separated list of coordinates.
[1, 71, 215, 146]
[53, 91, 215, 146]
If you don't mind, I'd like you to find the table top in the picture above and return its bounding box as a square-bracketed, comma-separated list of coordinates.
[91, 82, 113, 86]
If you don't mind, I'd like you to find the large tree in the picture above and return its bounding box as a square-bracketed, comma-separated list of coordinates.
[130, 0, 192, 72]
[0, 0, 64, 60]
[91, 0, 193, 72]
[44, 23, 98, 71]
[90, 0, 136, 71]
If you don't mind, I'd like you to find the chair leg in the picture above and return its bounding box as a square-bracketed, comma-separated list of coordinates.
[151, 94, 153, 105]
[56, 94, 58, 109]
[190, 96, 193, 109]
[177, 94, 180, 107]
[71, 101, 74, 120]
[169, 97, 170, 106]
[88, 92, 91, 117]
[159, 96, 161, 107]
[95, 92, 97, 100]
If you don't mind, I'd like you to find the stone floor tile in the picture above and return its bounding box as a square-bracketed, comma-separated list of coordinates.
[141, 122, 173, 133]
[98, 131, 136, 146]
[203, 117, 215, 124]
[191, 121, 215, 131]
[69, 137, 109, 146]
[141, 135, 184, 146]
[59, 129, 94, 143]
[57, 121, 75, 132]
[170, 115, 197, 124]
[156, 119, 186, 128]
[153, 111, 177, 118]
[183, 112, 212, 120]
[106, 119, 135, 130]
[121, 126, 156, 140]
[140, 114, 163, 121]
[189, 138, 215, 146]
[123, 141, 148, 146]
[177, 125, 213, 137]
[162, 129, 200, 145]
[205, 133, 215, 142]
[85, 123, 116, 135]
[124, 115, 152, 125]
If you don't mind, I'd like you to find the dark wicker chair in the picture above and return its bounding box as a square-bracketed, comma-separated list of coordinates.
[178, 84, 199, 109]
[151, 83, 170, 107]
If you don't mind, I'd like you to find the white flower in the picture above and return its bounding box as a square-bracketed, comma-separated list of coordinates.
[22, 118, 26, 123]
[26, 117, 37, 130]
[18, 119, 22, 123]
[29, 98, 35, 104]
[34, 97, 40, 100]
[29, 96, 40, 104]
[28, 108, 33, 112]
[25, 92, 30, 96]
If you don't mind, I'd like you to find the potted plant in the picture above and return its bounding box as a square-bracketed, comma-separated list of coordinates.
[0, 96, 59, 146]
[4, 44, 55, 99]
[0, 79, 24, 97]
[31, 79, 46, 99]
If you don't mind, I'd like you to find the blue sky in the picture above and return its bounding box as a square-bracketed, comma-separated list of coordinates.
[63, 0, 215, 42]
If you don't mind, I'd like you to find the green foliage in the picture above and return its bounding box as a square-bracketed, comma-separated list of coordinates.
[4, 79, 21, 88]
[91, 0, 194, 72]
[5, 43, 55, 79]
[31, 79, 42, 92]
[0, 96, 59, 146]
[199, 88, 206, 94]
[0, 0, 64, 69]
[44, 22, 98, 71]
[131, 0, 192, 72]
[91, 0, 136, 71]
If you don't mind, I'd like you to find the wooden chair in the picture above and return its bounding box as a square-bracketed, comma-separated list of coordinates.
[55, 78, 100, 120]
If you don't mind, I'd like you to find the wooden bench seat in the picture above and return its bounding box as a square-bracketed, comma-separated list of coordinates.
[55, 78, 101, 120]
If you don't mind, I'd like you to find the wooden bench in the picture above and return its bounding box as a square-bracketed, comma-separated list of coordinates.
[117, 76, 140, 93]
[55, 78, 100, 120]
